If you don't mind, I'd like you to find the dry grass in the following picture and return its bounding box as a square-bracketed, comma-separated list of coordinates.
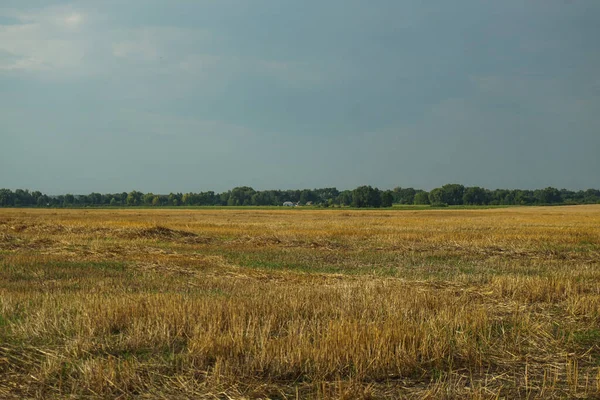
[1, 206, 600, 398]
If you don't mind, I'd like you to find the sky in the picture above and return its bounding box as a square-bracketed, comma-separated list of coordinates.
[1, 0, 599, 194]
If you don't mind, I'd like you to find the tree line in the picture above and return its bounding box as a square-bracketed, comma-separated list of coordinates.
[1, 185, 599, 209]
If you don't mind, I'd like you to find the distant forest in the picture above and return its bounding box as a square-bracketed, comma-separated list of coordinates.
[2, 185, 600, 208]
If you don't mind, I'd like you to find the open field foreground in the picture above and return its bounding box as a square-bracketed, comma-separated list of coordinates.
[1, 206, 600, 399]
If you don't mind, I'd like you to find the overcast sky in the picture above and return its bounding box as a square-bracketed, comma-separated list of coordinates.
[1, 0, 599, 194]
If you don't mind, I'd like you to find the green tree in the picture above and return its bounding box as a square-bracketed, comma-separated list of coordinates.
[198, 191, 217, 205]
[583, 189, 600, 204]
[64, 194, 75, 206]
[490, 189, 509, 205]
[0, 189, 15, 207]
[182, 193, 196, 206]
[167, 193, 182, 206]
[88, 192, 103, 205]
[381, 190, 394, 207]
[142, 193, 155, 206]
[440, 184, 465, 205]
[514, 190, 534, 205]
[463, 187, 488, 205]
[14, 189, 34, 206]
[36, 195, 48, 207]
[413, 191, 430, 205]
[228, 187, 256, 206]
[392, 187, 416, 204]
[336, 191, 353, 206]
[299, 189, 316, 205]
[32, 191, 42, 204]
[351, 186, 381, 208]
[314, 188, 339, 204]
[126, 191, 143, 206]
[535, 187, 562, 204]
[428, 188, 446, 206]
[252, 191, 274, 206]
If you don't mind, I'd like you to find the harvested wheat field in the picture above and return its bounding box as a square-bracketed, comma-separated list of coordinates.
[1, 206, 600, 399]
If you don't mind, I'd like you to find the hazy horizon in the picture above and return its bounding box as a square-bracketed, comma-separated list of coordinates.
[2, 1, 599, 194]
[5, 183, 600, 198]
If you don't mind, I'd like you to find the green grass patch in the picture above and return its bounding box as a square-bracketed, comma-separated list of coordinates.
[572, 328, 600, 347]
[0, 261, 128, 284]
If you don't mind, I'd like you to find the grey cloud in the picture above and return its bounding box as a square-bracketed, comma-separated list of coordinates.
[1, 0, 599, 193]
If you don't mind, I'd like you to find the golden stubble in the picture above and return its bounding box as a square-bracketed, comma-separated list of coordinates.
[0, 205, 599, 398]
